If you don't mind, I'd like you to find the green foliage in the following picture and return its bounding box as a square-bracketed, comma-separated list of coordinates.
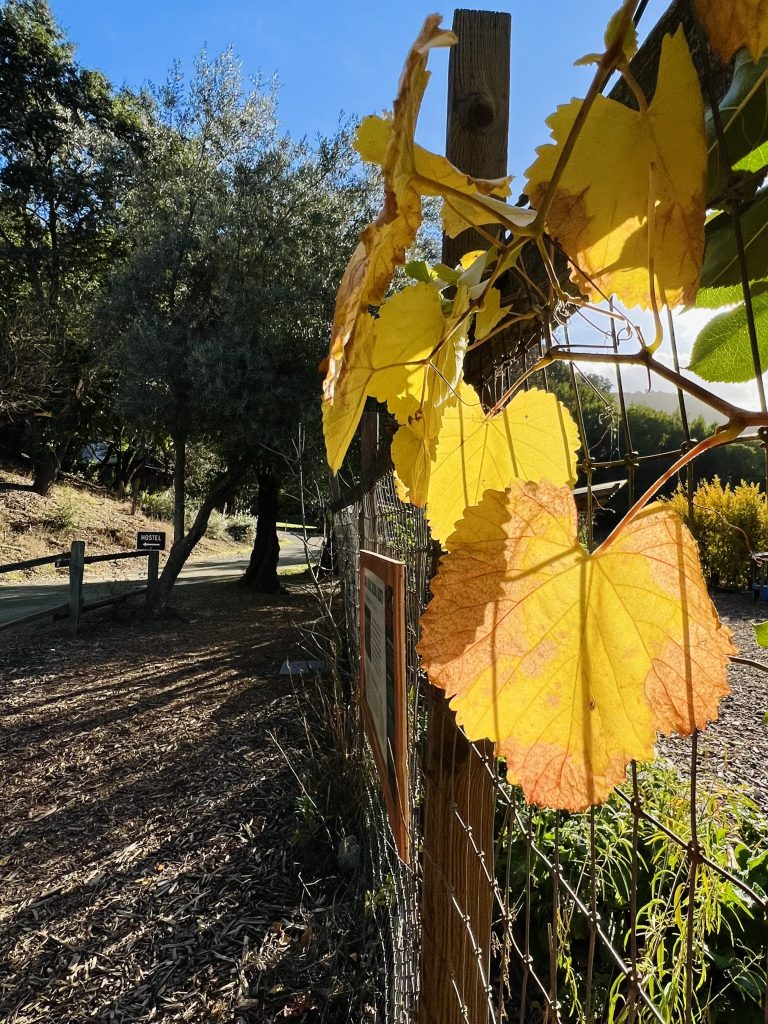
[498, 761, 768, 1022]
[668, 478, 768, 589]
[138, 488, 175, 523]
[44, 496, 78, 531]
[0, 0, 145, 467]
[690, 290, 768, 383]
[224, 518, 253, 543]
[707, 52, 768, 205]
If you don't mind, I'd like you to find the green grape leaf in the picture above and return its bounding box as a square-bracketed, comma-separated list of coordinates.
[696, 279, 768, 308]
[733, 140, 768, 173]
[754, 620, 768, 648]
[707, 54, 768, 205]
[689, 289, 768, 382]
[698, 186, 768, 297]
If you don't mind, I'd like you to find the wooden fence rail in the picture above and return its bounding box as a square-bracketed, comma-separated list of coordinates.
[0, 542, 158, 634]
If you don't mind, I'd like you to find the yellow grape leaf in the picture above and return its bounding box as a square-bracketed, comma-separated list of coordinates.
[355, 114, 533, 242]
[322, 16, 455, 403]
[526, 28, 706, 309]
[385, 285, 470, 437]
[474, 287, 509, 340]
[323, 284, 442, 471]
[415, 382, 579, 545]
[417, 480, 734, 810]
[695, 0, 768, 61]
[392, 417, 437, 506]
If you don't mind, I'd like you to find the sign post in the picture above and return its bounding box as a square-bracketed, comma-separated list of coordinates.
[359, 550, 409, 863]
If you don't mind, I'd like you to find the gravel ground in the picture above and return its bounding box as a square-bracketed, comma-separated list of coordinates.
[659, 591, 768, 811]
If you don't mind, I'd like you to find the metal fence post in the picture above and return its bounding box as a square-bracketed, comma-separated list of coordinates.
[419, 10, 510, 1024]
[68, 540, 85, 634]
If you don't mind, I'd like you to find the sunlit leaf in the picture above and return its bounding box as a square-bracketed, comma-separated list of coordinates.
[394, 381, 579, 545]
[474, 287, 509, 340]
[695, 0, 768, 61]
[322, 16, 456, 404]
[689, 289, 768, 382]
[417, 481, 734, 810]
[754, 620, 768, 647]
[526, 28, 706, 310]
[323, 283, 465, 472]
[356, 112, 531, 240]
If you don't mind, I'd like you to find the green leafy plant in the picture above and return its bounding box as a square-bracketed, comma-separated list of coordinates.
[497, 762, 768, 1023]
[667, 478, 768, 589]
[44, 497, 79, 532]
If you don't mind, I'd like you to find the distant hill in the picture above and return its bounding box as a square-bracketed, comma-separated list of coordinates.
[618, 390, 727, 426]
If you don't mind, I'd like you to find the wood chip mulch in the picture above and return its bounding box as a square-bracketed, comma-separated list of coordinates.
[0, 581, 377, 1023]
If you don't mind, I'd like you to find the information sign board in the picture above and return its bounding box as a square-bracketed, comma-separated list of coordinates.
[359, 550, 409, 862]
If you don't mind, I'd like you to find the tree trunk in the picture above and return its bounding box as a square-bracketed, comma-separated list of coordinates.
[173, 433, 186, 545]
[243, 470, 281, 593]
[32, 447, 58, 495]
[147, 462, 245, 614]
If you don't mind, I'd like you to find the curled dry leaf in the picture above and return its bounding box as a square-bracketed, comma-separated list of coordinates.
[526, 28, 706, 310]
[695, 0, 768, 61]
[417, 479, 734, 810]
[322, 15, 456, 404]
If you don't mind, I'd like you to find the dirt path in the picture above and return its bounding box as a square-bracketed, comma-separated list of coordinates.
[0, 534, 321, 626]
[0, 578, 373, 1023]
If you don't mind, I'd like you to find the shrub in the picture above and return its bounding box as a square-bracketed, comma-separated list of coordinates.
[498, 761, 768, 1023]
[139, 488, 175, 523]
[225, 517, 254, 543]
[44, 497, 79, 531]
[205, 509, 228, 540]
[667, 477, 768, 590]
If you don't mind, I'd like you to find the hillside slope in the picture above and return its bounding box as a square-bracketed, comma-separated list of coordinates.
[0, 466, 250, 580]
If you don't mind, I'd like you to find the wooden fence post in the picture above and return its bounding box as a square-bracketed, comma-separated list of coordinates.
[360, 404, 379, 550]
[146, 550, 159, 606]
[68, 540, 85, 634]
[420, 10, 510, 1024]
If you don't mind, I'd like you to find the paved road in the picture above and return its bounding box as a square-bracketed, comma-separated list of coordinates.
[0, 532, 320, 627]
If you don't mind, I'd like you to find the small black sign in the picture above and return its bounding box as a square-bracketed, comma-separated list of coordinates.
[137, 531, 166, 551]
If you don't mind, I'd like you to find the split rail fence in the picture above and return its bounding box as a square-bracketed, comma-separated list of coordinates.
[329, 4, 768, 1023]
[0, 542, 159, 634]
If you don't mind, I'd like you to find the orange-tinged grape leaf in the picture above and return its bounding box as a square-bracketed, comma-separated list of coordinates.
[419, 382, 579, 545]
[525, 28, 706, 310]
[322, 16, 455, 404]
[695, 0, 768, 61]
[417, 480, 735, 810]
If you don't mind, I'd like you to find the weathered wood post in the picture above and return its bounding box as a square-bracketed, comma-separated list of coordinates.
[419, 10, 510, 1024]
[68, 540, 85, 634]
[146, 549, 160, 606]
[360, 403, 380, 550]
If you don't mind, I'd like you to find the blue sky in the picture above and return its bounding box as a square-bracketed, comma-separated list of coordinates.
[52, 0, 667, 180]
[47, 1, 763, 408]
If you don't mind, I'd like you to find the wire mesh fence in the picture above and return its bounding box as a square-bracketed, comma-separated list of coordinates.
[332, 425, 768, 1024]
[326, 2, 768, 1020]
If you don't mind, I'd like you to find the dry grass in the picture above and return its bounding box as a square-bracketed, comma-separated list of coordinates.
[0, 466, 250, 581]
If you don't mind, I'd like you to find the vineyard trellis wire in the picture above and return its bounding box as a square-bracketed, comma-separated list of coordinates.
[325, 1, 768, 1021]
